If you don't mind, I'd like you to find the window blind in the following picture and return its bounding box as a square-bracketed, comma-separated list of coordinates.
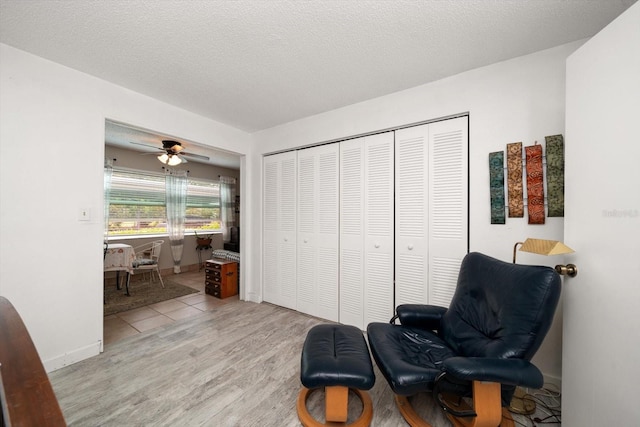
[107, 167, 221, 236]
[109, 169, 165, 206]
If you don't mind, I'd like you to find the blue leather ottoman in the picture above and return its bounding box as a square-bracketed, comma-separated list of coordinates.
[297, 324, 375, 426]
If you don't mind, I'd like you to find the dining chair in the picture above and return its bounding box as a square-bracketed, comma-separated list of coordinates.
[132, 240, 165, 288]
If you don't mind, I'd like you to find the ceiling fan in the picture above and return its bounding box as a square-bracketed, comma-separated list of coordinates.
[130, 140, 210, 166]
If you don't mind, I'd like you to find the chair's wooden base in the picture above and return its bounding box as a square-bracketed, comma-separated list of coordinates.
[395, 381, 515, 427]
[297, 386, 373, 427]
[395, 395, 433, 427]
[446, 408, 514, 427]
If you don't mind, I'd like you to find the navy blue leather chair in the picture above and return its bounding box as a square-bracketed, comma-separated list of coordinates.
[367, 252, 561, 427]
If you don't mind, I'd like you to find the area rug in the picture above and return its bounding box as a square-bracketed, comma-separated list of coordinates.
[104, 279, 199, 316]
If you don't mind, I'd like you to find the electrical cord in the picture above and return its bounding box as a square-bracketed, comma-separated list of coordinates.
[508, 414, 531, 427]
[508, 384, 562, 426]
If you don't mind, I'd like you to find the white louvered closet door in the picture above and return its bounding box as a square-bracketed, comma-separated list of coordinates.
[339, 137, 365, 329]
[296, 144, 339, 321]
[262, 151, 297, 310]
[395, 116, 468, 307]
[428, 116, 468, 307]
[363, 132, 395, 326]
[395, 124, 429, 307]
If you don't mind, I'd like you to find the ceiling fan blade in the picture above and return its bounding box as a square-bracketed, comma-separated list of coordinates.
[130, 141, 162, 151]
[181, 152, 210, 161]
[129, 140, 209, 163]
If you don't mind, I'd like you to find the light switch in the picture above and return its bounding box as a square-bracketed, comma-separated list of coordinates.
[78, 208, 91, 221]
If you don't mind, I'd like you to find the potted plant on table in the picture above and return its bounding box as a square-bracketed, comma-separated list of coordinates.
[194, 230, 213, 247]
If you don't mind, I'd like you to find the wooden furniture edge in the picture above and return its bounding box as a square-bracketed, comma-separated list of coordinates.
[0, 296, 66, 426]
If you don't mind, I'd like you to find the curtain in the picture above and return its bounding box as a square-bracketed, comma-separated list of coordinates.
[220, 176, 236, 242]
[103, 158, 113, 247]
[166, 169, 188, 273]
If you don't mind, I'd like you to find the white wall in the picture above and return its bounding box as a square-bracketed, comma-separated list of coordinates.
[564, 3, 640, 425]
[252, 41, 584, 383]
[0, 43, 253, 371]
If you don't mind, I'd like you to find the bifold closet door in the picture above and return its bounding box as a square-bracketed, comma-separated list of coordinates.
[340, 132, 395, 330]
[263, 151, 297, 310]
[395, 116, 468, 308]
[296, 144, 339, 321]
[339, 138, 364, 329]
[428, 117, 468, 306]
[395, 124, 429, 306]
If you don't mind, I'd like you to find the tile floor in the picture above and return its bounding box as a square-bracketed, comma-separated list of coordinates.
[103, 269, 238, 345]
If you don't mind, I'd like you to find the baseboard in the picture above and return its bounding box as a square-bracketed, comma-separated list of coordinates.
[43, 341, 101, 373]
[542, 373, 562, 391]
[245, 291, 261, 303]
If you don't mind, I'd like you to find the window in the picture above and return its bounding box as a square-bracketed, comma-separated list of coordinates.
[107, 168, 221, 236]
[186, 178, 221, 232]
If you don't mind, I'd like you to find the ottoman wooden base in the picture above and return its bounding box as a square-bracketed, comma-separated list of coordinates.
[298, 325, 376, 427]
[296, 386, 373, 427]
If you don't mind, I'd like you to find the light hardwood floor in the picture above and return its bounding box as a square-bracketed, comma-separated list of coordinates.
[50, 297, 454, 426]
[50, 281, 551, 426]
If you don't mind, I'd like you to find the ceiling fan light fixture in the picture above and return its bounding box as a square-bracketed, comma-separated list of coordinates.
[167, 154, 182, 166]
[158, 151, 183, 166]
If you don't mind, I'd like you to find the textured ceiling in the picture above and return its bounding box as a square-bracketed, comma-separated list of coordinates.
[0, 0, 636, 134]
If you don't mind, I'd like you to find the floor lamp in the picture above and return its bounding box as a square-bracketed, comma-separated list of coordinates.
[510, 238, 576, 415]
[513, 238, 577, 277]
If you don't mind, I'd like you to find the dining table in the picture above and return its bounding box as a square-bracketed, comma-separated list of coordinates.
[104, 243, 136, 296]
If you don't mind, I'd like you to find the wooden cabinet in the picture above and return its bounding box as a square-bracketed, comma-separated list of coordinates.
[205, 259, 238, 299]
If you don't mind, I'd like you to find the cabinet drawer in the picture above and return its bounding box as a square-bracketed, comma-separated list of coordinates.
[205, 282, 220, 291]
[205, 284, 222, 298]
[205, 262, 222, 271]
[205, 271, 221, 281]
[205, 278, 221, 287]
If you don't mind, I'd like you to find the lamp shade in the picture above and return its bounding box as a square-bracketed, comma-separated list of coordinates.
[513, 238, 577, 276]
[157, 153, 183, 166]
[167, 155, 182, 166]
[519, 238, 574, 256]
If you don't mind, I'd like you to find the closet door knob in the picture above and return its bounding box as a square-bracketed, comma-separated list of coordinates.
[374, 243, 380, 248]
[284, 237, 288, 242]
[304, 239, 308, 243]
[408, 244, 414, 250]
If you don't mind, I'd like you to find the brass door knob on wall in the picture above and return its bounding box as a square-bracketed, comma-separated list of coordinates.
[555, 264, 578, 277]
